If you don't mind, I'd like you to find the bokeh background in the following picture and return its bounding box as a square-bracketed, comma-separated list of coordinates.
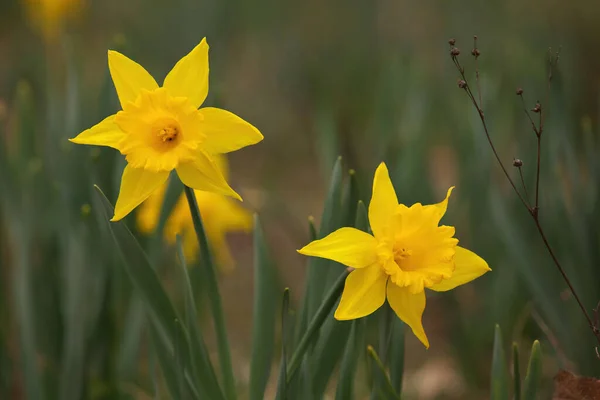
[2, 0, 600, 398]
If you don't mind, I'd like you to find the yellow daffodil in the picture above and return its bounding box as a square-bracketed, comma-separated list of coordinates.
[69, 38, 263, 221]
[298, 162, 491, 348]
[137, 155, 252, 270]
[23, 0, 83, 42]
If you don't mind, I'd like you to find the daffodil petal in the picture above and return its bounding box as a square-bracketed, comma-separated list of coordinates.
[297, 227, 378, 269]
[108, 50, 158, 109]
[334, 266, 387, 320]
[176, 151, 242, 201]
[200, 107, 264, 154]
[69, 115, 125, 150]
[387, 284, 429, 348]
[369, 162, 399, 239]
[211, 153, 230, 180]
[429, 246, 491, 292]
[112, 165, 169, 221]
[163, 38, 209, 109]
[423, 186, 454, 224]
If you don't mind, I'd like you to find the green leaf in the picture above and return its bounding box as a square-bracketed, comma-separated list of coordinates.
[354, 200, 369, 232]
[183, 186, 237, 400]
[311, 317, 352, 396]
[286, 270, 348, 384]
[522, 340, 542, 400]
[389, 318, 406, 395]
[175, 235, 225, 400]
[276, 288, 291, 399]
[367, 345, 400, 400]
[370, 305, 394, 400]
[118, 175, 184, 379]
[174, 319, 186, 399]
[249, 215, 279, 400]
[310, 199, 369, 396]
[11, 223, 44, 400]
[306, 157, 344, 319]
[342, 169, 360, 227]
[148, 322, 200, 400]
[93, 186, 201, 399]
[308, 216, 318, 241]
[59, 231, 107, 400]
[94, 186, 180, 352]
[490, 324, 509, 400]
[293, 217, 318, 349]
[334, 321, 362, 400]
[513, 343, 521, 400]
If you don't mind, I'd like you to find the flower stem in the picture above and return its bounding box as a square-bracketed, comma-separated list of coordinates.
[184, 185, 237, 400]
[286, 270, 348, 385]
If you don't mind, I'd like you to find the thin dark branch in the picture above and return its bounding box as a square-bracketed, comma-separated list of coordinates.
[473, 36, 483, 107]
[534, 133, 541, 213]
[517, 165, 531, 207]
[518, 94, 539, 136]
[451, 55, 532, 213]
[450, 40, 600, 351]
[533, 50, 559, 211]
[533, 217, 600, 348]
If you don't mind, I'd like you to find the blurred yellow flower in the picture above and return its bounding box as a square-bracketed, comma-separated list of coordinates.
[298, 162, 491, 348]
[69, 38, 263, 221]
[137, 155, 252, 270]
[23, 0, 83, 41]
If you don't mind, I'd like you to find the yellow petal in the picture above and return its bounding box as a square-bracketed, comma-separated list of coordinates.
[297, 227, 378, 269]
[387, 284, 429, 348]
[112, 165, 169, 221]
[163, 38, 209, 109]
[334, 265, 387, 320]
[369, 162, 399, 239]
[429, 246, 491, 292]
[108, 50, 159, 109]
[69, 115, 125, 150]
[200, 108, 264, 154]
[176, 151, 242, 201]
[211, 153, 230, 180]
[423, 186, 454, 224]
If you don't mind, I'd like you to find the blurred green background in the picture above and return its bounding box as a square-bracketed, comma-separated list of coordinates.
[2, 0, 600, 398]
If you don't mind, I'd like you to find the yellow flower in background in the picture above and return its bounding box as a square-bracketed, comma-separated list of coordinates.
[137, 155, 252, 270]
[23, 0, 83, 42]
[298, 162, 491, 348]
[69, 38, 263, 221]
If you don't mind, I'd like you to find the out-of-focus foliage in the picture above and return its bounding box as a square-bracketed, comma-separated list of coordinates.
[2, 0, 600, 398]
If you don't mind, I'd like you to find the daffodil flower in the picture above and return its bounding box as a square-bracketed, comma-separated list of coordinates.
[137, 155, 252, 270]
[70, 38, 263, 221]
[298, 162, 491, 348]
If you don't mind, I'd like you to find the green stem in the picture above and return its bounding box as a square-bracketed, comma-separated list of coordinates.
[184, 186, 237, 400]
[286, 270, 348, 384]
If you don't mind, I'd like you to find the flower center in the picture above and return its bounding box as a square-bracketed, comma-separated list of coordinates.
[152, 118, 182, 150]
[393, 246, 415, 270]
[395, 247, 412, 260]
